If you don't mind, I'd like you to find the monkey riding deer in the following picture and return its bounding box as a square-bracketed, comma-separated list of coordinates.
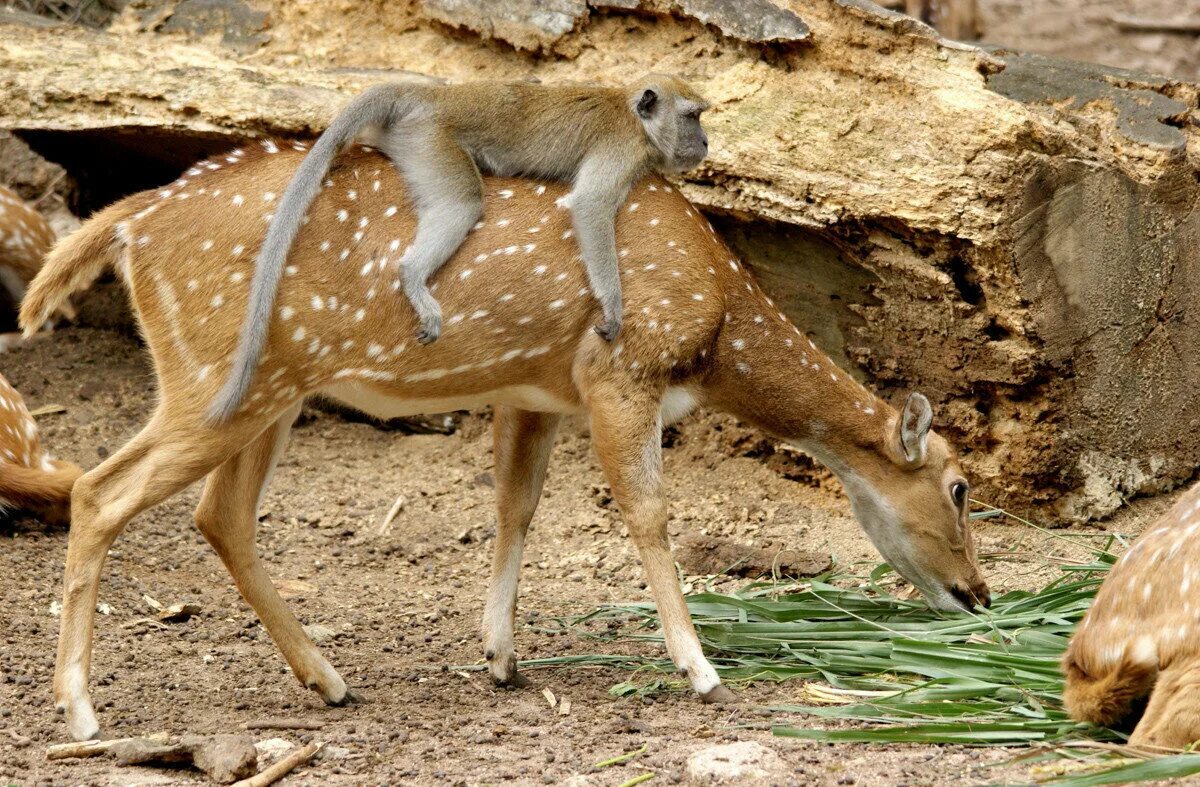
[210, 75, 710, 423]
[1063, 482, 1200, 748]
[21, 140, 990, 742]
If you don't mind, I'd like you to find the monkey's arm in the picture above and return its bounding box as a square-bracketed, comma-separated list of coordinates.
[208, 84, 413, 423]
[569, 153, 645, 341]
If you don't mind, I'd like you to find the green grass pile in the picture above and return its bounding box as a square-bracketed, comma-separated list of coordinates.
[519, 507, 1200, 784]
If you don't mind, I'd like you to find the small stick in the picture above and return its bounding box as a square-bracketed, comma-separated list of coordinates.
[1109, 14, 1200, 33]
[376, 495, 406, 536]
[242, 718, 326, 731]
[46, 733, 170, 760]
[231, 741, 323, 787]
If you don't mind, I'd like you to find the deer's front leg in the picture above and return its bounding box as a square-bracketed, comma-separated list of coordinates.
[483, 407, 562, 686]
[586, 380, 735, 703]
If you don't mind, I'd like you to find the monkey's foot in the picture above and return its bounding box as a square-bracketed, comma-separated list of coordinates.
[415, 313, 442, 345]
[594, 318, 622, 342]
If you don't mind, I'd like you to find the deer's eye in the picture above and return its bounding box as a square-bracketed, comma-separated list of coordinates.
[950, 481, 969, 509]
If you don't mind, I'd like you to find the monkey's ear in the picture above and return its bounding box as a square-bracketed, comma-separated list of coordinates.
[637, 89, 658, 118]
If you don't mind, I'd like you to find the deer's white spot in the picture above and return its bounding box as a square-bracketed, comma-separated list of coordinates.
[232, 194, 244, 206]
[280, 306, 295, 320]
[548, 299, 565, 310]
[337, 210, 349, 222]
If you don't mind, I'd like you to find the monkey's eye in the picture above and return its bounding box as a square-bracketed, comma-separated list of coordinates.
[950, 481, 969, 509]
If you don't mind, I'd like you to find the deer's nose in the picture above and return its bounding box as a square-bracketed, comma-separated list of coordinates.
[949, 582, 991, 610]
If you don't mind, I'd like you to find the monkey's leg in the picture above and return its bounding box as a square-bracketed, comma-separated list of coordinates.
[568, 158, 638, 341]
[483, 407, 561, 686]
[382, 127, 483, 344]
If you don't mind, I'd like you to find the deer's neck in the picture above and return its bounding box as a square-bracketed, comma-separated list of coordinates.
[701, 270, 890, 464]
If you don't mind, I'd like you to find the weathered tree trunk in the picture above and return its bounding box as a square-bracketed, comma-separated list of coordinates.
[0, 0, 1197, 521]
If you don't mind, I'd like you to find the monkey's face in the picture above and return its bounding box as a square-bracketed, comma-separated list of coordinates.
[632, 76, 710, 173]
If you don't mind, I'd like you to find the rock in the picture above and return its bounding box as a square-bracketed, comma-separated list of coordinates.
[675, 533, 831, 578]
[686, 741, 787, 785]
[303, 623, 337, 643]
[111, 739, 192, 767]
[184, 734, 258, 784]
[158, 602, 202, 622]
[254, 737, 297, 766]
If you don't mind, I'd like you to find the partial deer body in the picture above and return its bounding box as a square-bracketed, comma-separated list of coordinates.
[0, 183, 70, 350]
[20, 141, 989, 742]
[1064, 483, 1200, 748]
[0, 371, 82, 524]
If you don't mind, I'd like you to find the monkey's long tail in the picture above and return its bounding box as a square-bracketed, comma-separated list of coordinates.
[207, 84, 413, 423]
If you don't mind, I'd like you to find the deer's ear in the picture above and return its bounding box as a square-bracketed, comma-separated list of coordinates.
[894, 392, 932, 466]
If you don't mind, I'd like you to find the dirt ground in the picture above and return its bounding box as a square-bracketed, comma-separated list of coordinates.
[2, 1, 1198, 785]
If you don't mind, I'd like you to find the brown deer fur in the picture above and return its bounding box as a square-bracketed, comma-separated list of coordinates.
[0, 183, 72, 350]
[1064, 482, 1200, 748]
[20, 140, 989, 742]
[0, 371, 82, 524]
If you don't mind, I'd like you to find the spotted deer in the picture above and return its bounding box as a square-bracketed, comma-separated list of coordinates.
[0, 371, 82, 525]
[20, 140, 990, 742]
[0, 183, 72, 350]
[1063, 482, 1200, 748]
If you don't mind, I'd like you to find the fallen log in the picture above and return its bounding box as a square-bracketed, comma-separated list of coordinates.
[1, 0, 1197, 521]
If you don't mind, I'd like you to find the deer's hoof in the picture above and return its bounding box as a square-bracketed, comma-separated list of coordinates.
[492, 669, 532, 689]
[698, 684, 739, 704]
[324, 687, 364, 706]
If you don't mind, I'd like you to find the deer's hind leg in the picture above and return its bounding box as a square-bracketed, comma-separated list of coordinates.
[193, 401, 356, 706]
[482, 407, 562, 687]
[55, 407, 278, 741]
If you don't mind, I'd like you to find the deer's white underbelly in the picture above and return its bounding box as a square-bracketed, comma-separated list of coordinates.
[319, 382, 583, 420]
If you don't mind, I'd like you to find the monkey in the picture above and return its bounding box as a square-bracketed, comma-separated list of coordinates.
[208, 74, 710, 423]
